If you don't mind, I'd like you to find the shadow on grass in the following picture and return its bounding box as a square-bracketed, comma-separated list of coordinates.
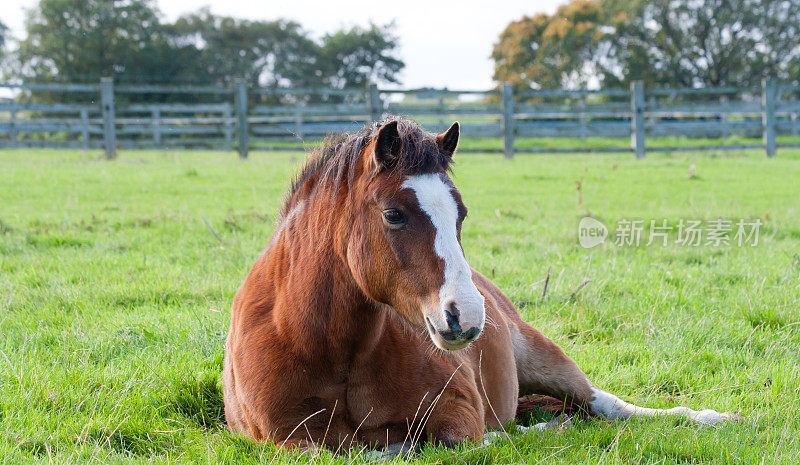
[86, 427, 178, 456]
[18, 429, 178, 459]
[168, 369, 226, 430]
[744, 307, 788, 329]
[17, 440, 47, 458]
[25, 233, 92, 249]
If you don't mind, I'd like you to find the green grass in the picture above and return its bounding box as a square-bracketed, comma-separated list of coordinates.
[1, 145, 799, 463]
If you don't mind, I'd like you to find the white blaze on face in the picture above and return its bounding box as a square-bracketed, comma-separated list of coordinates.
[401, 173, 485, 334]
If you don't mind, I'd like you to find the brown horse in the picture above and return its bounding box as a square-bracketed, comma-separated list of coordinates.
[223, 118, 739, 453]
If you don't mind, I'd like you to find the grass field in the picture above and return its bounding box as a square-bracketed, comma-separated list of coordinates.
[1, 146, 799, 464]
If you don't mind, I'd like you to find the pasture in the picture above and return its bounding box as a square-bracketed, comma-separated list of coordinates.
[1, 146, 799, 463]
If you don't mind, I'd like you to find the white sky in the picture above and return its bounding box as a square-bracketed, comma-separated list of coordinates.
[2, 0, 562, 89]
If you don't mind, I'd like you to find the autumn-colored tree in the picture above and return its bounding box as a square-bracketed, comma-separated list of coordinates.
[492, 0, 610, 91]
[493, 0, 800, 89]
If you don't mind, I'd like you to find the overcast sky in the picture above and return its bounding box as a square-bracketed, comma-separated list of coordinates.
[2, 0, 562, 89]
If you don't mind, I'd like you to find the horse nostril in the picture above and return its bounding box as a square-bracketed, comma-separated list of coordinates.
[447, 301, 460, 317]
[444, 305, 461, 334]
[463, 326, 480, 340]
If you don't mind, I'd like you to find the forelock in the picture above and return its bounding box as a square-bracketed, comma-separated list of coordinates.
[283, 117, 451, 215]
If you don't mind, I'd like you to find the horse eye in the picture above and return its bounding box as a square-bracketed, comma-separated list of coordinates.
[382, 209, 406, 225]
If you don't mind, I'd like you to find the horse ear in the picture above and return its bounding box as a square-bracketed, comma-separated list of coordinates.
[437, 121, 460, 158]
[374, 120, 401, 170]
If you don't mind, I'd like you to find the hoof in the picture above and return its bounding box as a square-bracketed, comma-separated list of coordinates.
[519, 413, 572, 433]
[483, 414, 573, 445]
[668, 407, 744, 425]
[363, 442, 417, 459]
[482, 431, 503, 445]
[697, 410, 744, 425]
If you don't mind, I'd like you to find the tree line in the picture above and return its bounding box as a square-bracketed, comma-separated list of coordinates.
[492, 0, 800, 91]
[2, 0, 799, 96]
[0, 0, 403, 91]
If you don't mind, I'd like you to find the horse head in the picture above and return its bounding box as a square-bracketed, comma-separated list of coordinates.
[345, 120, 485, 350]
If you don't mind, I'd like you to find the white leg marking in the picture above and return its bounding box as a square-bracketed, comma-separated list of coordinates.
[590, 387, 741, 425]
[402, 174, 485, 331]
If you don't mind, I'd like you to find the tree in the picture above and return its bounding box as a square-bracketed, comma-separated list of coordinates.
[492, 1, 610, 90]
[168, 9, 320, 88]
[607, 0, 800, 87]
[15, 0, 189, 83]
[164, 13, 404, 90]
[10, 1, 405, 91]
[0, 19, 8, 56]
[167, 14, 404, 92]
[318, 22, 404, 89]
[0, 20, 9, 78]
[492, 0, 800, 89]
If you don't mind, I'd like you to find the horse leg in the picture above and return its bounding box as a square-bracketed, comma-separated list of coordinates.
[424, 387, 485, 445]
[361, 388, 485, 456]
[510, 321, 741, 425]
[482, 413, 573, 445]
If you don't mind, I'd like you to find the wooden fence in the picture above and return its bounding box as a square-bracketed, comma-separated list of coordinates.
[1, 78, 799, 158]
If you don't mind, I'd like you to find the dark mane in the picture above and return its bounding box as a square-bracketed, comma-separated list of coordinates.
[283, 117, 451, 214]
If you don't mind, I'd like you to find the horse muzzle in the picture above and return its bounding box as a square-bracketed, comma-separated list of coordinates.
[424, 298, 485, 351]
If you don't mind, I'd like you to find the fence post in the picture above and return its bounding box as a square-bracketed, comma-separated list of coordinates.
[235, 79, 249, 159]
[501, 82, 514, 159]
[791, 112, 798, 137]
[630, 80, 646, 159]
[368, 83, 381, 122]
[80, 109, 89, 151]
[223, 105, 233, 146]
[101, 77, 116, 159]
[152, 108, 161, 146]
[762, 79, 777, 158]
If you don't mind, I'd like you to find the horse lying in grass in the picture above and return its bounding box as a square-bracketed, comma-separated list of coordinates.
[223, 118, 740, 453]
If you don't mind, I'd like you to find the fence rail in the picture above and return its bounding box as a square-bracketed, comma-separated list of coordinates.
[2, 79, 799, 158]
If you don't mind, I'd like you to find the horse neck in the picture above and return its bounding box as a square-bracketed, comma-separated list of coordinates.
[267, 194, 385, 356]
